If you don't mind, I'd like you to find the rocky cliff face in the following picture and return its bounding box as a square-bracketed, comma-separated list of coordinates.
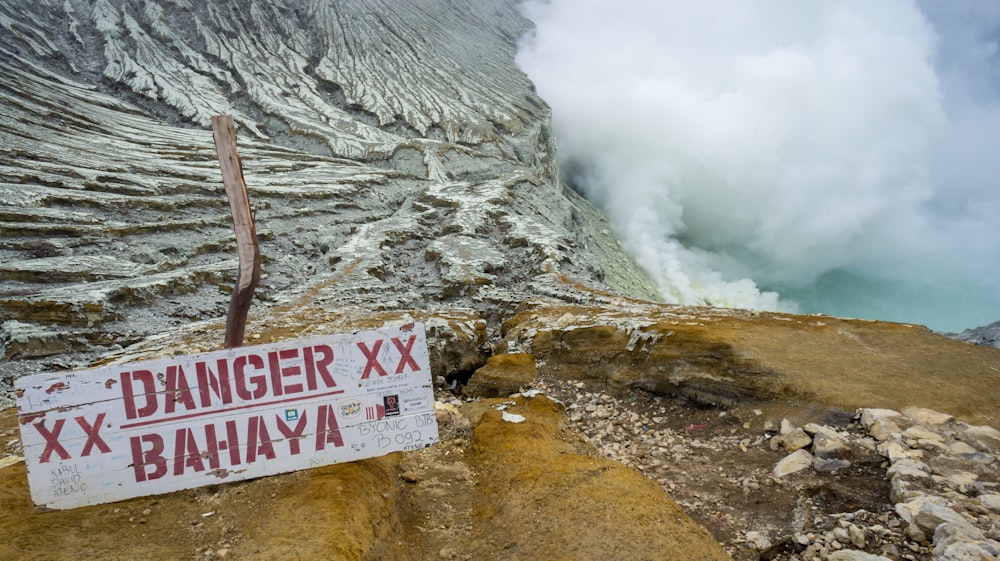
[0, 0, 659, 384]
[2, 3, 1000, 561]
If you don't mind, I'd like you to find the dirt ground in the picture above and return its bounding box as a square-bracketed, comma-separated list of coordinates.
[0, 404, 403, 561]
[0, 391, 734, 561]
[2, 300, 998, 561]
[385, 369, 954, 561]
[536, 378, 913, 561]
[0, 379, 924, 561]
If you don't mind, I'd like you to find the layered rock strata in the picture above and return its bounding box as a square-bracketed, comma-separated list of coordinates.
[0, 0, 657, 388]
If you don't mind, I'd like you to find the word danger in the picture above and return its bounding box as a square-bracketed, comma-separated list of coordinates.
[119, 334, 421, 423]
[15, 323, 438, 510]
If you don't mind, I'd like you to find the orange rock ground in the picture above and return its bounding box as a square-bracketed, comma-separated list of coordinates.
[2, 295, 998, 560]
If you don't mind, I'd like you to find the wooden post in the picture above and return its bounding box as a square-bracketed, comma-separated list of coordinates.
[211, 115, 260, 348]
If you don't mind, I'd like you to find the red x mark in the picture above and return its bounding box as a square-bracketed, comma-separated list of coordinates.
[76, 414, 111, 457]
[358, 340, 387, 379]
[34, 415, 112, 463]
[35, 419, 70, 463]
[392, 336, 420, 374]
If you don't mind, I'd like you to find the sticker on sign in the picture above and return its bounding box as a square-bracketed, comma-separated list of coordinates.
[15, 322, 438, 510]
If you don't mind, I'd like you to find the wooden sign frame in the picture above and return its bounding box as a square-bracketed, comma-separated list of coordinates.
[15, 323, 437, 510]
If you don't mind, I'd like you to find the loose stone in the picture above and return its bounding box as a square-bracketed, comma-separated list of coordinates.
[771, 428, 813, 452]
[827, 550, 893, 561]
[901, 406, 954, 426]
[878, 440, 923, 463]
[849, 524, 867, 548]
[813, 431, 852, 460]
[773, 449, 813, 477]
[978, 494, 1000, 512]
[860, 408, 902, 431]
[869, 418, 903, 442]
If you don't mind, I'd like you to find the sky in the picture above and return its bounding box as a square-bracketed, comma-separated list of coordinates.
[516, 0, 1000, 331]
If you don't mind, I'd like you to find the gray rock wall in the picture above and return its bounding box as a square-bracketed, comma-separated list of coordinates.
[0, 0, 658, 390]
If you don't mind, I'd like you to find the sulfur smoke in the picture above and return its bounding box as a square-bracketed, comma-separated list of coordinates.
[516, 0, 1000, 331]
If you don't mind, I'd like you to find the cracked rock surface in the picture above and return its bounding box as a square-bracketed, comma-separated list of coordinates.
[0, 0, 658, 391]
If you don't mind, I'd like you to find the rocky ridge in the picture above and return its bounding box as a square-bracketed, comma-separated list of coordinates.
[948, 321, 1000, 350]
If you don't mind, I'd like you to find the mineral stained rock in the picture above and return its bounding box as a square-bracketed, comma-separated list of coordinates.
[0, 0, 658, 377]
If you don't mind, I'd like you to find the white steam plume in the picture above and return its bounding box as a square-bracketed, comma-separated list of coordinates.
[517, 0, 1000, 331]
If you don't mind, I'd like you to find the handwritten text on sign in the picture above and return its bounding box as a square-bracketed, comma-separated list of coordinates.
[15, 323, 438, 510]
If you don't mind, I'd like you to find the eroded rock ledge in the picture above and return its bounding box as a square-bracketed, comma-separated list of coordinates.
[2, 289, 998, 560]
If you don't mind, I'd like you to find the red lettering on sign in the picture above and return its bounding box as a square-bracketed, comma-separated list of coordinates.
[45, 382, 68, 394]
[275, 412, 308, 456]
[234, 354, 267, 401]
[76, 414, 111, 457]
[203, 424, 222, 470]
[173, 427, 205, 476]
[165, 365, 197, 414]
[246, 416, 276, 463]
[315, 405, 344, 450]
[35, 419, 70, 463]
[121, 370, 157, 419]
[268, 348, 303, 396]
[222, 419, 241, 466]
[303, 345, 336, 390]
[130, 434, 167, 482]
[196, 359, 233, 408]
[358, 340, 387, 379]
[392, 335, 420, 374]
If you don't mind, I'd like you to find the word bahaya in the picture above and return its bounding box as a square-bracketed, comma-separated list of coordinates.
[130, 404, 344, 482]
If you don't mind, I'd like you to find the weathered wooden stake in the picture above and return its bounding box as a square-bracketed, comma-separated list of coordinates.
[211, 114, 260, 348]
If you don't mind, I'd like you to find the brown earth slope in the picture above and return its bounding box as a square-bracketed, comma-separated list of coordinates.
[1, 294, 999, 560]
[499, 298, 1000, 425]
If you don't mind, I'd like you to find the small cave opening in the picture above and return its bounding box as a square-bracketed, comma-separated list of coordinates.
[444, 368, 476, 393]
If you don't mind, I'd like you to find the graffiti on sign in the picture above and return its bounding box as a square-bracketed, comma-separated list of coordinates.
[15, 323, 438, 510]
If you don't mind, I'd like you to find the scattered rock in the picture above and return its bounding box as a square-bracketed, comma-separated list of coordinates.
[868, 418, 903, 442]
[978, 494, 1000, 512]
[903, 426, 947, 451]
[860, 409, 902, 432]
[827, 550, 892, 561]
[771, 428, 813, 452]
[896, 496, 975, 543]
[848, 524, 867, 548]
[903, 407, 955, 425]
[878, 440, 923, 463]
[932, 522, 996, 561]
[500, 411, 525, 423]
[960, 424, 1000, 449]
[886, 458, 931, 479]
[780, 419, 796, 434]
[434, 401, 471, 430]
[814, 457, 852, 472]
[773, 449, 814, 477]
[949, 441, 978, 455]
[812, 430, 852, 461]
[744, 530, 771, 551]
